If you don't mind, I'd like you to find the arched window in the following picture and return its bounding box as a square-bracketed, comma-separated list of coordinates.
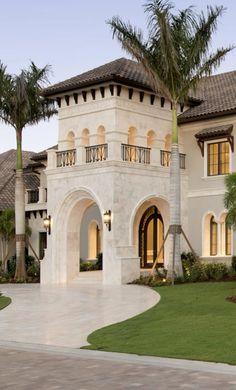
[128, 127, 137, 145]
[67, 131, 75, 150]
[97, 126, 105, 145]
[82, 128, 90, 146]
[210, 216, 217, 256]
[147, 130, 156, 147]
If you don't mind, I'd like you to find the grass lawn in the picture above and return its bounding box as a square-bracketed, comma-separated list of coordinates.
[0, 296, 11, 310]
[85, 282, 236, 365]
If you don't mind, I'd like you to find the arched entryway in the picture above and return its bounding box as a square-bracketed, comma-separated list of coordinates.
[139, 206, 164, 268]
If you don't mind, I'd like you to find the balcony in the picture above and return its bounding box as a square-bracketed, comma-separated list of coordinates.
[27, 189, 39, 204]
[56, 149, 76, 167]
[121, 144, 150, 164]
[160, 150, 186, 169]
[85, 143, 108, 163]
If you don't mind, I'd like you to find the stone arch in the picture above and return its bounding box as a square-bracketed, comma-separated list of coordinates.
[97, 125, 105, 144]
[52, 187, 103, 282]
[128, 126, 137, 145]
[82, 128, 90, 146]
[147, 130, 156, 147]
[66, 130, 75, 149]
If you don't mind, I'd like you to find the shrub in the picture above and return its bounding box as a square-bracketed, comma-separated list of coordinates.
[232, 256, 236, 272]
[96, 253, 103, 270]
[80, 262, 95, 272]
[132, 275, 171, 287]
[204, 263, 228, 281]
[27, 263, 40, 278]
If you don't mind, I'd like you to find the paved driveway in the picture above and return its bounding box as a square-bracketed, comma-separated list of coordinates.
[0, 281, 159, 348]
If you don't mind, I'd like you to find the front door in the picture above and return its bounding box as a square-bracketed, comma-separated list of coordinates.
[139, 206, 164, 268]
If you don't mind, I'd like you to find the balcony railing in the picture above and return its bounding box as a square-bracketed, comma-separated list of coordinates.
[121, 144, 150, 164]
[85, 143, 108, 163]
[56, 149, 76, 167]
[160, 150, 186, 169]
[27, 189, 39, 204]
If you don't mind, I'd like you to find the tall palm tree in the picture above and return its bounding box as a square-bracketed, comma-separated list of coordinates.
[0, 63, 57, 280]
[108, 0, 233, 277]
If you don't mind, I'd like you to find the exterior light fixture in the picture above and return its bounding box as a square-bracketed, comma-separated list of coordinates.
[103, 210, 111, 231]
[43, 215, 51, 235]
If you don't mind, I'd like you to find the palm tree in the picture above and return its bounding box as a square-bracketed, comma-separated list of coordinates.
[0, 63, 57, 281]
[108, 0, 233, 277]
[0, 208, 15, 272]
[224, 173, 236, 227]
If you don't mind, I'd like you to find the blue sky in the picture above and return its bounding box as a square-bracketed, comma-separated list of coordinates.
[0, 0, 236, 153]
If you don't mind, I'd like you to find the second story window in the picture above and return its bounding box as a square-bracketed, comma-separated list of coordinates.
[207, 141, 229, 176]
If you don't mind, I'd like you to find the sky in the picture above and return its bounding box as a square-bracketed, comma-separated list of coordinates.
[0, 0, 236, 153]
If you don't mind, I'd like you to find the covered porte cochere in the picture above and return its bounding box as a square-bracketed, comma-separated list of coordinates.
[41, 188, 170, 285]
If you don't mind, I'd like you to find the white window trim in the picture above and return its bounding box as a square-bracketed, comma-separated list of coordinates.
[203, 138, 232, 178]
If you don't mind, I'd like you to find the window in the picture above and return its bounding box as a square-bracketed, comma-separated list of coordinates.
[210, 216, 217, 256]
[207, 141, 229, 176]
[225, 223, 232, 256]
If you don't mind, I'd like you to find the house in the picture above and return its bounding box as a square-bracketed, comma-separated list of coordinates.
[29, 58, 236, 284]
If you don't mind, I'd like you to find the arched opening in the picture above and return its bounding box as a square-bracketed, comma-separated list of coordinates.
[139, 206, 164, 268]
[147, 130, 156, 147]
[80, 203, 102, 263]
[97, 125, 105, 145]
[51, 189, 103, 283]
[67, 131, 75, 150]
[82, 128, 90, 146]
[128, 126, 137, 145]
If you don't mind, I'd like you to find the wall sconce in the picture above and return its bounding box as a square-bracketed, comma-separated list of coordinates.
[103, 210, 111, 231]
[43, 215, 51, 235]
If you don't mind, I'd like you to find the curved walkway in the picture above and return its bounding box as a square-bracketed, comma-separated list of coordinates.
[0, 282, 159, 348]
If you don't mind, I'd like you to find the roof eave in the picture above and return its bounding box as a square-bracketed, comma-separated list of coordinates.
[178, 108, 236, 124]
[42, 75, 155, 98]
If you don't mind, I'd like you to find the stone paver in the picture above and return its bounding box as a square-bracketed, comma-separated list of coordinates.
[0, 343, 236, 390]
[0, 282, 159, 347]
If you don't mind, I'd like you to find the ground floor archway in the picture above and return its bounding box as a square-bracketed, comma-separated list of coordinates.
[132, 196, 170, 270]
[139, 206, 164, 268]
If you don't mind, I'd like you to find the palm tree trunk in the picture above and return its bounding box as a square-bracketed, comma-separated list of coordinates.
[14, 129, 26, 281]
[167, 104, 183, 278]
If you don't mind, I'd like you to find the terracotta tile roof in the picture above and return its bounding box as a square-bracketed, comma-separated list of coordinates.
[43, 58, 155, 96]
[179, 71, 236, 123]
[43, 57, 236, 122]
[31, 145, 58, 161]
[0, 150, 39, 211]
[195, 124, 233, 139]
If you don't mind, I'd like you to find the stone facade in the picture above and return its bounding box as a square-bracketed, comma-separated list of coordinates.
[27, 59, 235, 285]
